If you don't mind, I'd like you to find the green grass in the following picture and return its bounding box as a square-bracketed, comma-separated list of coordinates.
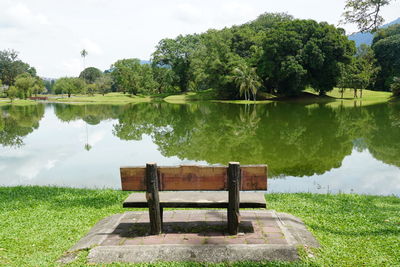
[163, 89, 218, 104]
[304, 88, 393, 107]
[53, 92, 152, 104]
[1, 187, 399, 266]
[0, 99, 38, 106]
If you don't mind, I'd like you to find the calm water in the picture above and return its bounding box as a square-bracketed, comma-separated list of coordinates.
[1, 101, 399, 196]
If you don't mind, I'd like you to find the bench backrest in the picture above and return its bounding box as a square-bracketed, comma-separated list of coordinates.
[120, 164, 267, 191]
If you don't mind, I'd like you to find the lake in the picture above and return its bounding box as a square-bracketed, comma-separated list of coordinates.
[0, 101, 399, 196]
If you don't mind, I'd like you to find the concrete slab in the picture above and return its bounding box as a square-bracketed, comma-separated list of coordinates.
[64, 210, 319, 264]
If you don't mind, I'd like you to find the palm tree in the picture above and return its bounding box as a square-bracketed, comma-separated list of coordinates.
[232, 64, 261, 101]
[80, 49, 88, 69]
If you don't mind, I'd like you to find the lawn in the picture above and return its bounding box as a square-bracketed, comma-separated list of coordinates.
[53, 92, 152, 104]
[305, 88, 393, 107]
[0, 186, 399, 266]
[163, 89, 218, 104]
[0, 99, 38, 106]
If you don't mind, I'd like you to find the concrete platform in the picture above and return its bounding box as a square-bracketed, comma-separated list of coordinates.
[61, 210, 319, 264]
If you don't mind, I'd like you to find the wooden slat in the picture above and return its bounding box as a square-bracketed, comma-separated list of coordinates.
[241, 165, 268, 191]
[120, 165, 267, 191]
[159, 166, 227, 191]
[120, 167, 146, 191]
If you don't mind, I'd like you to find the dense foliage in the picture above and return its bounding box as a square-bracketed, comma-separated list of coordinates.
[151, 13, 355, 98]
[2, 12, 399, 100]
[79, 67, 103, 84]
[0, 50, 36, 86]
[372, 24, 400, 91]
[258, 20, 354, 96]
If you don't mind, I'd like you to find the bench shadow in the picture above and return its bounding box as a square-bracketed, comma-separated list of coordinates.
[109, 221, 255, 238]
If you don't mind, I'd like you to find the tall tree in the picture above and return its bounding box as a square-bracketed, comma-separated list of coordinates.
[258, 20, 355, 96]
[53, 77, 85, 97]
[231, 64, 261, 101]
[110, 59, 142, 95]
[80, 49, 88, 69]
[95, 74, 112, 95]
[0, 50, 36, 85]
[79, 67, 102, 83]
[14, 73, 36, 99]
[372, 24, 400, 90]
[152, 34, 200, 92]
[341, 0, 392, 32]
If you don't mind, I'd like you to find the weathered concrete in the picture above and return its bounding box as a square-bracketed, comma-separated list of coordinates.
[88, 244, 298, 263]
[276, 212, 320, 248]
[64, 210, 319, 264]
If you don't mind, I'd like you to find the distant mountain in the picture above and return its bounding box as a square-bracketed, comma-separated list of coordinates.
[140, 60, 151, 65]
[348, 17, 400, 47]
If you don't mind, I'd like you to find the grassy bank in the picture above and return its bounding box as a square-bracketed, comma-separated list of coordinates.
[165, 88, 393, 106]
[0, 187, 399, 266]
[0, 99, 38, 106]
[163, 89, 218, 104]
[305, 88, 393, 107]
[0, 88, 394, 106]
[53, 92, 152, 105]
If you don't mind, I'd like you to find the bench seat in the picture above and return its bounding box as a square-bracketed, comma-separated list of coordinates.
[123, 191, 266, 209]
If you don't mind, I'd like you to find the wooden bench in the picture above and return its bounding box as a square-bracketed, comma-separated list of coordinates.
[120, 162, 267, 235]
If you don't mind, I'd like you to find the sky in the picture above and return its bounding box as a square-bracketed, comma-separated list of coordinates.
[0, 0, 399, 78]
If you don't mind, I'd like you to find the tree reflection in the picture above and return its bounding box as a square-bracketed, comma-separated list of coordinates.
[12, 101, 398, 177]
[0, 104, 45, 147]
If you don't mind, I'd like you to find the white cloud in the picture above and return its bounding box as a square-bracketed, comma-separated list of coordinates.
[2, 3, 49, 28]
[174, 3, 203, 24]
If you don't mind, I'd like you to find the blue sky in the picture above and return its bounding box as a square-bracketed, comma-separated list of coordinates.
[0, 0, 399, 78]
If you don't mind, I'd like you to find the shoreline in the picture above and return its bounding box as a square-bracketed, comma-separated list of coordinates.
[0, 88, 396, 106]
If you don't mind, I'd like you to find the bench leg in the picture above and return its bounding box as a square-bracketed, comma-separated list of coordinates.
[146, 163, 162, 235]
[228, 162, 241, 235]
[160, 207, 163, 228]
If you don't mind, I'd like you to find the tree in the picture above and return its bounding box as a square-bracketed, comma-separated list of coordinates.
[79, 67, 102, 84]
[372, 24, 400, 90]
[231, 64, 261, 101]
[110, 59, 158, 95]
[95, 74, 112, 95]
[80, 49, 88, 69]
[354, 45, 379, 97]
[152, 34, 201, 92]
[258, 20, 355, 96]
[53, 77, 86, 97]
[14, 73, 36, 99]
[85, 83, 97, 96]
[110, 59, 142, 95]
[7, 86, 18, 102]
[391, 77, 400, 97]
[0, 49, 36, 85]
[151, 66, 176, 94]
[341, 0, 392, 32]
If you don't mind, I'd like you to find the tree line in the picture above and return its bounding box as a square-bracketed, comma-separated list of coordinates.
[1, 12, 399, 100]
[0, 50, 45, 101]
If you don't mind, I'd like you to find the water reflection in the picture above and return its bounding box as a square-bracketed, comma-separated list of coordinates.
[0, 101, 399, 195]
[0, 105, 45, 147]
